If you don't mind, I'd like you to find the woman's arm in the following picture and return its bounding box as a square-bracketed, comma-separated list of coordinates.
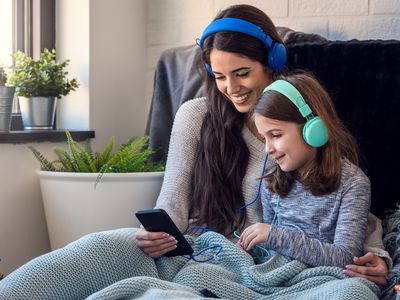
[344, 252, 388, 285]
[136, 98, 207, 257]
[343, 213, 390, 285]
[153, 98, 207, 231]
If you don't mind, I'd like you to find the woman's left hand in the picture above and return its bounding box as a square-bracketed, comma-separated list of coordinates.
[343, 252, 388, 286]
[239, 223, 271, 252]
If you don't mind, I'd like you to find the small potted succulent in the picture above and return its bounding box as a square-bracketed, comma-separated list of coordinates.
[0, 65, 15, 132]
[7, 49, 78, 130]
[29, 132, 165, 250]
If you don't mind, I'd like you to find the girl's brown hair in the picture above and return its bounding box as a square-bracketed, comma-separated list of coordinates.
[254, 70, 359, 196]
[189, 4, 283, 235]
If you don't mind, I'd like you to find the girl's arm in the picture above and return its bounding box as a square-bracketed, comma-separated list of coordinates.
[265, 174, 371, 268]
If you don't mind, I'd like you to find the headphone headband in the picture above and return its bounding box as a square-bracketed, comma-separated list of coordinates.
[198, 17, 286, 72]
[263, 80, 312, 118]
[199, 18, 273, 50]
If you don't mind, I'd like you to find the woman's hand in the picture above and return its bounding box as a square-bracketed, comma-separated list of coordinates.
[344, 252, 388, 286]
[238, 223, 271, 251]
[135, 228, 178, 258]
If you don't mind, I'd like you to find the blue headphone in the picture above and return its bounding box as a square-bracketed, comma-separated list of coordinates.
[263, 80, 329, 147]
[198, 18, 287, 74]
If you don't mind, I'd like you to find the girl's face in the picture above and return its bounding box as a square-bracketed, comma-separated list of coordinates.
[254, 114, 317, 172]
[209, 49, 272, 113]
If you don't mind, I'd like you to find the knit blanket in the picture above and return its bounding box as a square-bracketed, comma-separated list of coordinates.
[0, 229, 380, 300]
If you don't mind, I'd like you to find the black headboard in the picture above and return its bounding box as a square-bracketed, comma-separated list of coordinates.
[286, 40, 400, 218]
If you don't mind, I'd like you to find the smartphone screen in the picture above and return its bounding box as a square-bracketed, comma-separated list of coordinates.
[135, 208, 194, 256]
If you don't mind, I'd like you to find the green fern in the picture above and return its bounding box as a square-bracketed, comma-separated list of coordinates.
[96, 136, 115, 170]
[28, 146, 57, 171]
[94, 136, 162, 187]
[66, 131, 91, 172]
[29, 131, 165, 181]
[53, 147, 74, 171]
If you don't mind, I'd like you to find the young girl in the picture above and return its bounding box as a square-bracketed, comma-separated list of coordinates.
[239, 71, 371, 268]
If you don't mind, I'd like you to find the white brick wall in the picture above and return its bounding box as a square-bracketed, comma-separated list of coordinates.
[146, 0, 400, 101]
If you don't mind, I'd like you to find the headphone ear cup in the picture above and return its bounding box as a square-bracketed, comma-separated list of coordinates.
[302, 116, 329, 147]
[267, 43, 287, 71]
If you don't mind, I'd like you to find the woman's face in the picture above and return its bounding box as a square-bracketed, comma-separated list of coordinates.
[209, 49, 272, 113]
[254, 114, 317, 173]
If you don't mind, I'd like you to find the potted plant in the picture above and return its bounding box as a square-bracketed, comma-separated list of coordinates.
[7, 49, 78, 130]
[29, 132, 165, 250]
[0, 65, 15, 132]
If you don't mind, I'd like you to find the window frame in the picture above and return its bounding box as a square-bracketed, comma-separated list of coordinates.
[1, 0, 94, 142]
[13, 0, 55, 58]
[11, 0, 55, 129]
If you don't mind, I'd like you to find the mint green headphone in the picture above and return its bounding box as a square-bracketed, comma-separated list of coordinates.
[263, 80, 329, 147]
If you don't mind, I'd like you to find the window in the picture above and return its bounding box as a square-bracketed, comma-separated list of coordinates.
[0, 0, 14, 67]
[0, 0, 94, 141]
[0, 0, 55, 117]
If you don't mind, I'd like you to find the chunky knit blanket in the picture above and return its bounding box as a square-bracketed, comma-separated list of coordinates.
[0, 229, 380, 300]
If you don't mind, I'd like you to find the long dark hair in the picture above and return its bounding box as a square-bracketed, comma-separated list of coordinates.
[189, 5, 283, 235]
[254, 71, 359, 197]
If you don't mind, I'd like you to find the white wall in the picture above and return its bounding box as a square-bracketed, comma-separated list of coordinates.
[0, 0, 146, 276]
[56, 0, 90, 131]
[0, 142, 55, 276]
[89, 0, 147, 149]
[57, 0, 147, 148]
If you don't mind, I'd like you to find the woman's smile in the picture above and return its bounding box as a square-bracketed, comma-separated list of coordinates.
[230, 92, 251, 104]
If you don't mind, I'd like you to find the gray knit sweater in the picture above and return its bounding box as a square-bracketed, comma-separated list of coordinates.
[155, 97, 268, 232]
[263, 160, 371, 268]
[155, 98, 391, 265]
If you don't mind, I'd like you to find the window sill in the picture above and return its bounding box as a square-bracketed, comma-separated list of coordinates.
[0, 114, 95, 143]
[0, 130, 95, 144]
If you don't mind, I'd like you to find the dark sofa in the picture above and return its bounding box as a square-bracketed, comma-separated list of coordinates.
[146, 40, 400, 299]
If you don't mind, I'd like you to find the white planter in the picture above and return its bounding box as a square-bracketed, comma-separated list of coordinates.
[37, 170, 164, 250]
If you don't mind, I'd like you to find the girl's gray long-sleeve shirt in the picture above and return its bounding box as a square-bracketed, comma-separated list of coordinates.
[155, 98, 389, 266]
[263, 159, 371, 268]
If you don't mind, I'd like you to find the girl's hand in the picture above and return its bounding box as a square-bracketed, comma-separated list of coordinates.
[344, 252, 388, 286]
[239, 223, 271, 252]
[135, 228, 178, 258]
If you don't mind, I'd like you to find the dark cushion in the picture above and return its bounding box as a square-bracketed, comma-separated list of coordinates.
[285, 40, 400, 218]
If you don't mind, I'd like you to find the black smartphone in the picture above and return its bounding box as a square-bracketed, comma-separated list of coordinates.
[135, 208, 194, 257]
